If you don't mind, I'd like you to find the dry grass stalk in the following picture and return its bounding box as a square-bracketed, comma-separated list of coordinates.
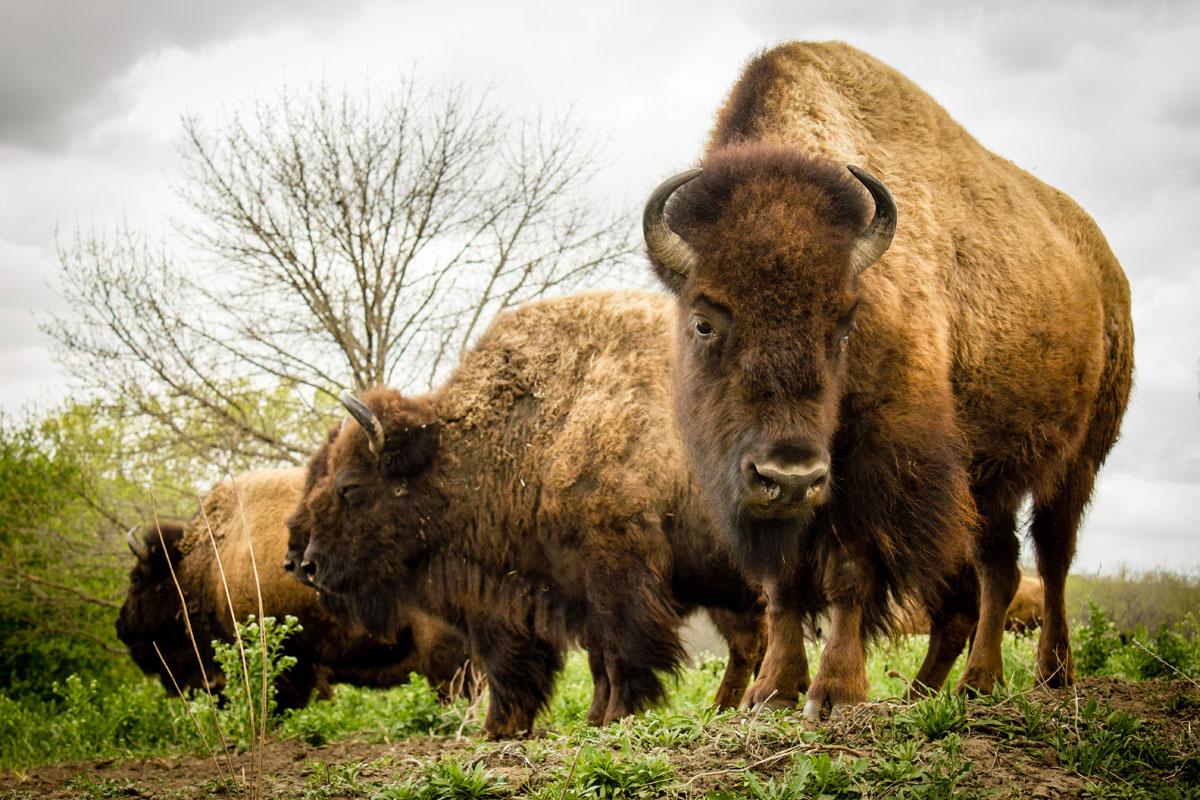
[229, 474, 271, 793]
[148, 491, 243, 798]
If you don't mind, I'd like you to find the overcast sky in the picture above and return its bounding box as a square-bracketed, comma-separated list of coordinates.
[1, 0, 1196, 574]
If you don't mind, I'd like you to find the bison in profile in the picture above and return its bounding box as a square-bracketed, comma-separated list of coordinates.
[287, 290, 769, 737]
[643, 41, 1132, 718]
[117, 467, 471, 710]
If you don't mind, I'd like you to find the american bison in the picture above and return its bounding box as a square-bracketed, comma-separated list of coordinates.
[286, 290, 770, 737]
[1004, 575, 1045, 635]
[117, 467, 471, 710]
[642, 41, 1132, 719]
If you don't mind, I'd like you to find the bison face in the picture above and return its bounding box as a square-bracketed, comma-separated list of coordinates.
[287, 386, 444, 639]
[643, 145, 895, 578]
[117, 521, 220, 694]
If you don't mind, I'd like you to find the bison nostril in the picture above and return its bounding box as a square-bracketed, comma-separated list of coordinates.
[301, 559, 317, 577]
[283, 557, 295, 573]
[749, 459, 829, 506]
[755, 474, 783, 501]
[804, 471, 829, 497]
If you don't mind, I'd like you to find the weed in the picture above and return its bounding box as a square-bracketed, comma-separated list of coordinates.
[301, 758, 367, 798]
[1052, 697, 1199, 797]
[565, 742, 679, 799]
[375, 759, 509, 800]
[62, 775, 137, 799]
[626, 707, 720, 748]
[899, 691, 969, 741]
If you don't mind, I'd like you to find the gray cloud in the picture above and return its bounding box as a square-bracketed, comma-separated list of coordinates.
[0, 0, 367, 150]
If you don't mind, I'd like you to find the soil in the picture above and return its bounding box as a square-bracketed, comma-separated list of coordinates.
[2, 677, 1197, 799]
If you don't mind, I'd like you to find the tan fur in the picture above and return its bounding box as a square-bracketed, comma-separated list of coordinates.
[118, 468, 470, 708]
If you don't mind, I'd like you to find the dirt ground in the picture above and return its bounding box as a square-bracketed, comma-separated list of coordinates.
[1, 677, 1197, 799]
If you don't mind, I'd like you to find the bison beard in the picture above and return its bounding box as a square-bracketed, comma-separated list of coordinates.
[644, 41, 1132, 719]
[288, 290, 773, 737]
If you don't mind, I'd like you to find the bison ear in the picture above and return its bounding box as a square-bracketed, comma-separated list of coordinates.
[380, 420, 440, 478]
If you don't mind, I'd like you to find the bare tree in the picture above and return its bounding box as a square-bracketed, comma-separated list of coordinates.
[44, 77, 637, 469]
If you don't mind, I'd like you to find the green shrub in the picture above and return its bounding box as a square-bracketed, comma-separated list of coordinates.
[1076, 603, 1122, 676]
[1075, 604, 1199, 680]
[186, 614, 300, 749]
[0, 675, 184, 769]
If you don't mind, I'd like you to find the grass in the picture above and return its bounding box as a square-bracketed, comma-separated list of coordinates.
[2, 601, 1199, 799]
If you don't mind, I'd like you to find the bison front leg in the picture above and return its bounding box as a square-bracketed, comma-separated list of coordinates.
[742, 578, 811, 710]
[469, 620, 562, 738]
[803, 599, 869, 721]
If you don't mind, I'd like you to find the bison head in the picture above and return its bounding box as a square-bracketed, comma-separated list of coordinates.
[116, 521, 223, 694]
[285, 386, 443, 639]
[643, 143, 895, 578]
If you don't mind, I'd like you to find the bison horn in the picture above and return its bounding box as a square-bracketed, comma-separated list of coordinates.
[643, 168, 703, 277]
[340, 390, 385, 454]
[846, 165, 898, 277]
[126, 525, 151, 560]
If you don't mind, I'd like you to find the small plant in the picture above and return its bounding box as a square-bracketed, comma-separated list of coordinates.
[707, 754, 870, 800]
[62, 775, 137, 800]
[1075, 603, 1121, 676]
[568, 743, 678, 799]
[303, 758, 367, 798]
[375, 759, 509, 800]
[190, 614, 300, 749]
[901, 690, 969, 740]
[626, 707, 719, 748]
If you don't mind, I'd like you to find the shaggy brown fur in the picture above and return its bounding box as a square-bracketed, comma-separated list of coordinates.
[644, 41, 1133, 718]
[117, 468, 470, 710]
[287, 290, 771, 737]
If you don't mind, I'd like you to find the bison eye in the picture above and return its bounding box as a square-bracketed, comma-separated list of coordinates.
[336, 476, 369, 504]
[693, 315, 715, 338]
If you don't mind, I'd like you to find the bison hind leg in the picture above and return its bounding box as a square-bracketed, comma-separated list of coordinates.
[585, 551, 688, 724]
[957, 502, 1021, 697]
[1030, 459, 1100, 688]
[584, 645, 612, 726]
[705, 606, 767, 709]
[910, 566, 978, 696]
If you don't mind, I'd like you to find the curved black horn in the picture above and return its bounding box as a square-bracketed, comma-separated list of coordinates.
[339, 390, 385, 454]
[126, 525, 151, 560]
[846, 165, 897, 277]
[643, 168, 703, 277]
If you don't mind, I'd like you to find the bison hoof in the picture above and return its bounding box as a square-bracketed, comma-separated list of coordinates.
[1037, 642, 1075, 688]
[742, 683, 797, 712]
[956, 667, 1002, 697]
[801, 679, 866, 722]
